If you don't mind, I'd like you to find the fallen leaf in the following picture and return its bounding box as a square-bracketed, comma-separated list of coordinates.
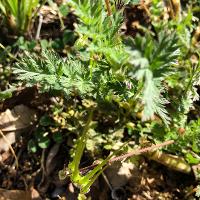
[0, 105, 37, 152]
[30, 187, 42, 200]
[0, 188, 31, 200]
[0, 132, 17, 152]
[148, 150, 191, 174]
[0, 105, 37, 132]
[45, 143, 61, 176]
[105, 161, 137, 188]
[0, 187, 42, 200]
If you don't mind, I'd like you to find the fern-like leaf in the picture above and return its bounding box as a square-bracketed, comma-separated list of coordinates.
[127, 31, 180, 124]
[13, 50, 93, 96]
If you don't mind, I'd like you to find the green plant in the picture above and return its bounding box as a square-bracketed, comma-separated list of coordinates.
[0, 0, 42, 34]
[14, 50, 93, 96]
[28, 112, 65, 153]
[126, 30, 180, 124]
[10, 0, 200, 198]
[59, 108, 133, 199]
[14, 36, 37, 50]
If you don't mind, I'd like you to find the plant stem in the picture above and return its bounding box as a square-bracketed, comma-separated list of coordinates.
[35, 13, 43, 40]
[110, 140, 174, 163]
[105, 0, 112, 16]
[184, 66, 197, 96]
[70, 109, 93, 178]
[0, 43, 19, 62]
[76, 140, 174, 174]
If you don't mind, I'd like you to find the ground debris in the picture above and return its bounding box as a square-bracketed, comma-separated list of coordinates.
[0, 187, 41, 200]
[0, 105, 37, 152]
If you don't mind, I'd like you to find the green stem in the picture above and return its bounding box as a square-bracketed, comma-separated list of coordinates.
[184, 66, 197, 96]
[89, 52, 94, 79]
[0, 43, 19, 61]
[70, 109, 93, 178]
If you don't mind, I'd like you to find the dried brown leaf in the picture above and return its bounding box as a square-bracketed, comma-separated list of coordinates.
[0, 105, 37, 152]
[0, 188, 31, 200]
[0, 105, 37, 132]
